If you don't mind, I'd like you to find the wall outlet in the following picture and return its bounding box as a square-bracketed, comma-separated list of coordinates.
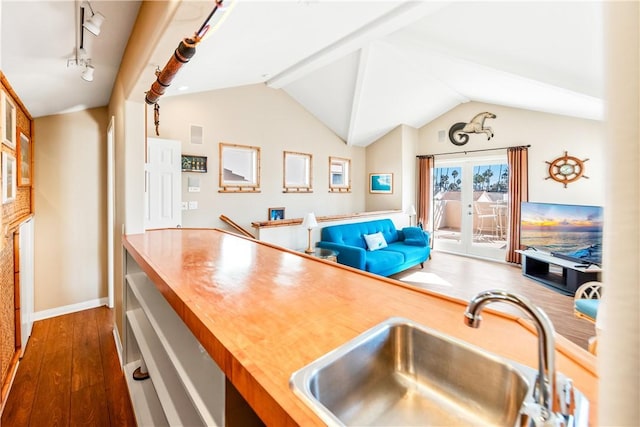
[188, 201, 198, 210]
[181, 202, 188, 210]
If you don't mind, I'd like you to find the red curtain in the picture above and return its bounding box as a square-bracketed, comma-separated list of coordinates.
[505, 146, 529, 263]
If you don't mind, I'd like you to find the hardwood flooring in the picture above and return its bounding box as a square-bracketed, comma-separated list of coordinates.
[391, 250, 596, 350]
[1, 306, 136, 427]
[1, 252, 594, 426]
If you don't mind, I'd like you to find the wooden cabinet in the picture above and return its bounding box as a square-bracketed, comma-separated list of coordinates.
[123, 251, 225, 426]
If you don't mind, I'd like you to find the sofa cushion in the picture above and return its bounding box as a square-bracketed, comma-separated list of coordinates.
[320, 219, 400, 249]
[575, 299, 600, 321]
[365, 250, 404, 275]
[402, 226, 428, 247]
[364, 232, 388, 251]
[383, 242, 426, 265]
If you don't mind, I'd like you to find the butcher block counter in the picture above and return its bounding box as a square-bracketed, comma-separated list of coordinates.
[122, 228, 597, 426]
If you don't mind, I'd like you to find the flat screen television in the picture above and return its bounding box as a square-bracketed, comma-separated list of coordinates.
[520, 202, 603, 266]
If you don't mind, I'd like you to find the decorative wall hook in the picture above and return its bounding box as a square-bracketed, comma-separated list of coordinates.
[448, 112, 496, 146]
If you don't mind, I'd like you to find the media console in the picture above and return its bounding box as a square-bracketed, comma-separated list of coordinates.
[516, 249, 601, 296]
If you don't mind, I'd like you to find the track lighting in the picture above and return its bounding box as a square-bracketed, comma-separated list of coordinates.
[82, 0, 104, 36]
[84, 12, 104, 36]
[83, 1, 105, 36]
[81, 64, 95, 82]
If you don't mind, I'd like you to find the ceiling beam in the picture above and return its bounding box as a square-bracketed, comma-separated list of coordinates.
[266, 1, 449, 89]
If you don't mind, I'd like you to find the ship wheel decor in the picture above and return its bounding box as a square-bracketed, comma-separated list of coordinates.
[545, 151, 589, 188]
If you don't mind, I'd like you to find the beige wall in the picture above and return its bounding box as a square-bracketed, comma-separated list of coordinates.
[34, 107, 108, 312]
[107, 0, 179, 335]
[143, 84, 366, 231]
[365, 125, 404, 212]
[418, 102, 605, 207]
[364, 124, 418, 215]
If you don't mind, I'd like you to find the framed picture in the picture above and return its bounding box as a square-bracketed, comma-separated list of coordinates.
[181, 154, 207, 172]
[2, 152, 17, 203]
[17, 130, 31, 186]
[219, 142, 261, 192]
[268, 207, 285, 221]
[1, 91, 17, 149]
[369, 173, 393, 194]
[329, 156, 351, 192]
[283, 151, 312, 193]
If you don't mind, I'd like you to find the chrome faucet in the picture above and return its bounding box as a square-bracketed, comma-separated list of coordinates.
[464, 290, 559, 425]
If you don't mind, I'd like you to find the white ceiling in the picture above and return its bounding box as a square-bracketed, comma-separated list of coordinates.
[2, 1, 604, 147]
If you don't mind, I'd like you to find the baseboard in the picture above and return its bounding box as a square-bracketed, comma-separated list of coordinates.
[113, 325, 123, 367]
[32, 297, 109, 321]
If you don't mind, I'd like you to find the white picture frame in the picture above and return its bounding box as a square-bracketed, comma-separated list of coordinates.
[2, 151, 17, 203]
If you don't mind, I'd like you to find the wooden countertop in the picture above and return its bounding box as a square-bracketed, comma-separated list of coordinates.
[123, 228, 598, 426]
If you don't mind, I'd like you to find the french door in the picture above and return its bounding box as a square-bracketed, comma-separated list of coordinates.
[432, 155, 508, 261]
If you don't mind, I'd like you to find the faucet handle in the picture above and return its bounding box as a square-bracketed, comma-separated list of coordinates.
[556, 376, 575, 417]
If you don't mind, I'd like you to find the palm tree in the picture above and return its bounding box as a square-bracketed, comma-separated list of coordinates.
[451, 169, 459, 190]
[482, 167, 494, 191]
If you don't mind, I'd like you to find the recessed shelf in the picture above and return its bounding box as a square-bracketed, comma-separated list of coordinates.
[123, 255, 225, 427]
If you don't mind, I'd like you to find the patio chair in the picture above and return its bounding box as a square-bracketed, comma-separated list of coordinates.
[574, 281, 602, 354]
[474, 202, 498, 237]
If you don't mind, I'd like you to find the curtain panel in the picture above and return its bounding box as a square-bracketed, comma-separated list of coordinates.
[506, 146, 529, 263]
[417, 156, 434, 235]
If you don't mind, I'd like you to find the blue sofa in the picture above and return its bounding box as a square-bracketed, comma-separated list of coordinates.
[316, 218, 430, 277]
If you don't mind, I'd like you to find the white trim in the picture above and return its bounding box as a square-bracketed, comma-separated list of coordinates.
[113, 325, 124, 367]
[32, 298, 109, 322]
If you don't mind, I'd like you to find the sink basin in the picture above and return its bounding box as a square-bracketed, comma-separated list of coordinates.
[291, 317, 533, 426]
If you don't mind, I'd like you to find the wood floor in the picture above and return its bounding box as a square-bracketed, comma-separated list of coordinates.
[391, 250, 596, 350]
[1, 306, 136, 427]
[1, 251, 594, 426]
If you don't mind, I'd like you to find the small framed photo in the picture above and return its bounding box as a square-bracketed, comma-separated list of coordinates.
[369, 173, 393, 194]
[268, 207, 285, 221]
[2, 152, 17, 203]
[17, 130, 31, 186]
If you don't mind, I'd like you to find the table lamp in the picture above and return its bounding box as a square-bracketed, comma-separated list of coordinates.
[302, 212, 318, 254]
[407, 205, 417, 226]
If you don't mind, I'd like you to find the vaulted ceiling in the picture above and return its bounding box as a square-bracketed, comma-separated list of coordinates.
[2, 1, 604, 147]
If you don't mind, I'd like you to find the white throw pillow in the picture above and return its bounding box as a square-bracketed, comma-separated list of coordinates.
[364, 232, 388, 251]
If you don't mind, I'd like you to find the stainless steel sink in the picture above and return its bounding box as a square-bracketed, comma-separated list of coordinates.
[290, 317, 588, 426]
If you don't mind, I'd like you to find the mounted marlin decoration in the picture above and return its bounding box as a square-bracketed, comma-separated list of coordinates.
[448, 112, 497, 146]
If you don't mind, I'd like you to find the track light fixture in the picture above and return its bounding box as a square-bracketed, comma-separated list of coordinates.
[81, 63, 95, 82]
[67, 2, 106, 81]
[82, 1, 105, 36]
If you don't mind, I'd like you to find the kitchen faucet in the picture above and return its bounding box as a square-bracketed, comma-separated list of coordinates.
[464, 290, 564, 425]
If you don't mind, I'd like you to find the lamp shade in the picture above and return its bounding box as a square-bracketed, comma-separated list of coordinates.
[407, 205, 416, 216]
[83, 11, 105, 36]
[81, 65, 95, 82]
[301, 213, 318, 229]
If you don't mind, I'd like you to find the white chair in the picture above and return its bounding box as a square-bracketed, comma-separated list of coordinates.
[574, 281, 603, 354]
[474, 202, 498, 237]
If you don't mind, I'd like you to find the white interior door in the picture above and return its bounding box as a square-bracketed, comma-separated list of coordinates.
[19, 218, 34, 356]
[145, 138, 182, 230]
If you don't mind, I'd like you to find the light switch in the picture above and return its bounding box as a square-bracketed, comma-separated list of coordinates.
[189, 201, 198, 210]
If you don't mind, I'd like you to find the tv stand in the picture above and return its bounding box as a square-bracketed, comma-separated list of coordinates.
[516, 249, 601, 296]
